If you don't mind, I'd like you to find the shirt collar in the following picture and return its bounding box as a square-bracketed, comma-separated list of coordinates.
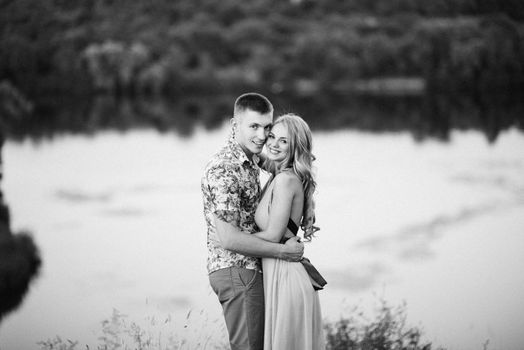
[227, 134, 259, 167]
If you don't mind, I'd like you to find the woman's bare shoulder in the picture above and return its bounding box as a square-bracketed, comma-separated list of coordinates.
[273, 170, 301, 191]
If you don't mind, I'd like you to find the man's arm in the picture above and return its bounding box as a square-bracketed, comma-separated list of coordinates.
[214, 215, 303, 261]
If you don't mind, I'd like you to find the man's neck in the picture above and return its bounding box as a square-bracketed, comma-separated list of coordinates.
[232, 137, 254, 162]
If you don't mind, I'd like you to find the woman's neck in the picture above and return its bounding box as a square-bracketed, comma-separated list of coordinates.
[275, 165, 294, 176]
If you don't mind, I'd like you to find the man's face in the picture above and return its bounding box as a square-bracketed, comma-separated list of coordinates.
[234, 109, 273, 158]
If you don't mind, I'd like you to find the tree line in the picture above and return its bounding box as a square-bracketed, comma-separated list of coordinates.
[3, 91, 522, 144]
[1, 0, 524, 98]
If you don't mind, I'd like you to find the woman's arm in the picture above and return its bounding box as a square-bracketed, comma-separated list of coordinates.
[253, 173, 300, 242]
[214, 216, 303, 260]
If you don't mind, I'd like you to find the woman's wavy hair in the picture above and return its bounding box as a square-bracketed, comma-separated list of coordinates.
[266, 113, 320, 240]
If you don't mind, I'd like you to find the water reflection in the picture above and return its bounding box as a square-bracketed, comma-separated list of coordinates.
[357, 201, 506, 262]
[3, 92, 524, 143]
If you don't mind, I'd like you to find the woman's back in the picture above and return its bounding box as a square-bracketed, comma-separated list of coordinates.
[255, 171, 303, 241]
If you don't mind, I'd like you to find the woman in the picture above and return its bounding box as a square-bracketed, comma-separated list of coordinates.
[254, 113, 325, 350]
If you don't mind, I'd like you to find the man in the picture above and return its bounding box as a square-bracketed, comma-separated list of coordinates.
[201, 92, 304, 350]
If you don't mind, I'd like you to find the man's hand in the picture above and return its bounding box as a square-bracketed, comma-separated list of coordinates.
[279, 236, 304, 262]
[214, 215, 302, 259]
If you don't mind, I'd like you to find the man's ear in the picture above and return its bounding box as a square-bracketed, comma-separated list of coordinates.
[230, 117, 238, 131]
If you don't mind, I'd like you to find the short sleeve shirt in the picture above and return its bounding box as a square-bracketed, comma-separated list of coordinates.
[201, 136, 261, 274]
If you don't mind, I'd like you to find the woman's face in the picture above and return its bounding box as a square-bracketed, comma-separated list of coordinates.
[266, 122, 289, 162]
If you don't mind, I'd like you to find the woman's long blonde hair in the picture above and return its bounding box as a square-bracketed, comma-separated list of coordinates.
[265, 113, 319, 240]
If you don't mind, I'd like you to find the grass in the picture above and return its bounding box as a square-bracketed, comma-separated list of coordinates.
[38, 308, 228, 350]
[37, 300, 452, 350]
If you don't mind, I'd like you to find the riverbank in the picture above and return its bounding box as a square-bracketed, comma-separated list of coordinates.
[2, 89, 523, 145]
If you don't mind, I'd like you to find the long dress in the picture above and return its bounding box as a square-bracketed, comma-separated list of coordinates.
[255, 179, 325, 350]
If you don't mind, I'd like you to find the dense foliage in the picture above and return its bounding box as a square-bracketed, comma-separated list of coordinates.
[1, 0, 524, 97]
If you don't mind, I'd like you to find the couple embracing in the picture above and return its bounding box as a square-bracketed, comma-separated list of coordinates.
[201, 92, 325, 350]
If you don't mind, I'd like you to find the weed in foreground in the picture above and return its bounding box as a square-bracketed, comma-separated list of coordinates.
[39, 299, 474, 350]
[38, 308, 228, 350]
[324, 299, 446, 350]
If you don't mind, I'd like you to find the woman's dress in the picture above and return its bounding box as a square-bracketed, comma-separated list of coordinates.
[255, 180, 325, 350]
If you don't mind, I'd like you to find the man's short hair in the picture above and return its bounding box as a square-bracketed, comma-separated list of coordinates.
[234, 92, 273, 116]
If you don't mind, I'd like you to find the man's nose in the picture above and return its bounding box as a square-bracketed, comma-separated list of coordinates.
[257, 127, 267, 140]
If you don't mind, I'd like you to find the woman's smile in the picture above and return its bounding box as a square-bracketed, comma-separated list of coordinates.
[268, 146, 281, 155]
[265, 122, 289, 161]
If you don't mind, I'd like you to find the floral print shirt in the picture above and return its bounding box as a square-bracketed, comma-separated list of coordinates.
[201, 135, 262, 274]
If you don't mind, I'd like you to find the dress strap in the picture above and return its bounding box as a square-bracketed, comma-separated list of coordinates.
[280, 219, 299, 244]
[287, 218, 299, 235]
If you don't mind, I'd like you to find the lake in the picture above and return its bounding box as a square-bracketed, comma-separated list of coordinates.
[1, 94, 523, 350]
